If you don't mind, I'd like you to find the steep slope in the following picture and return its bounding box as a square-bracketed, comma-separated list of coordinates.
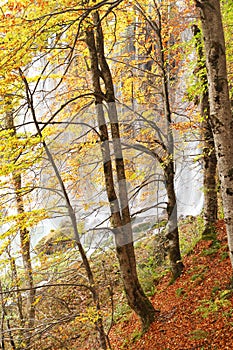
[110, 220, 233, 349]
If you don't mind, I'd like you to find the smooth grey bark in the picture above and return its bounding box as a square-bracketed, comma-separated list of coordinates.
[192, 24, 218, 239]
[86, 12, 157, 331]
[196, 0, 233, 266]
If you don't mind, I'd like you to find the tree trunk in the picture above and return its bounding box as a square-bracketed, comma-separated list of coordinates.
[196, 0, 233, 266]
[117, 3, 184, 280]
[86, 13, 157, 331]
[164, 161, 184, 280]
[5, 112, 36, 348]
[157, 11, 184, 279]
[202, 112, 218, 238]
[20, 71, 108, 350]
[192, 24, 218, 239]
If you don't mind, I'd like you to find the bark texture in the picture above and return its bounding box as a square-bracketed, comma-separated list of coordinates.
[164, 162, 184, 280]
[157, 8, 184, 279]
[196, 0, 233, 265]
[192, 24, 218, 239]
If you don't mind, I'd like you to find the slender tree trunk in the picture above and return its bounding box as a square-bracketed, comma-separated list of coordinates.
[0, 281, 17, 350]
[20, 71, 108, 349]
[5, 112, 36, 348]
[157, 11, 184, 279]
[192, 24, 218, 239]
[14, 175, 36, 331]
[8, 252, 24, 327]
[202, 113, 218, 238]
[195, 0, 233, 266]
[164, 161, 184, 280]
[133, 2, 184, 279]
[0, 281, 6, 350]
[86, 13, 157, 331]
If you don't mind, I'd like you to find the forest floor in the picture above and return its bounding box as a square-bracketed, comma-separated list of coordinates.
[109, 219, 233, 350]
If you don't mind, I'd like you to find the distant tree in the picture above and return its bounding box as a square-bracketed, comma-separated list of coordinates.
[120, 1, 185, 279]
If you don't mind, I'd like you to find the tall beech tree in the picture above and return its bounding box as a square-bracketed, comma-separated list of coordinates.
[191, 24, 218, 239]
[85, 11, 157, 330]
[195, 0, 233, 266]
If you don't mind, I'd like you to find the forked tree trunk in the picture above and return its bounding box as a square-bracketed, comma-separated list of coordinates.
[192, 24, 218, 239]
[86, 12, 157, 331]
[196, 0, 233, 266]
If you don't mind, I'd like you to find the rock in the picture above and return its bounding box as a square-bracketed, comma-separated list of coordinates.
[35, 220, 75, 255]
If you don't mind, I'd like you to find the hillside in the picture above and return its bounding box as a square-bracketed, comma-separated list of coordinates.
[6, 218, 233, 350]
[109, 220, 233, 349]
